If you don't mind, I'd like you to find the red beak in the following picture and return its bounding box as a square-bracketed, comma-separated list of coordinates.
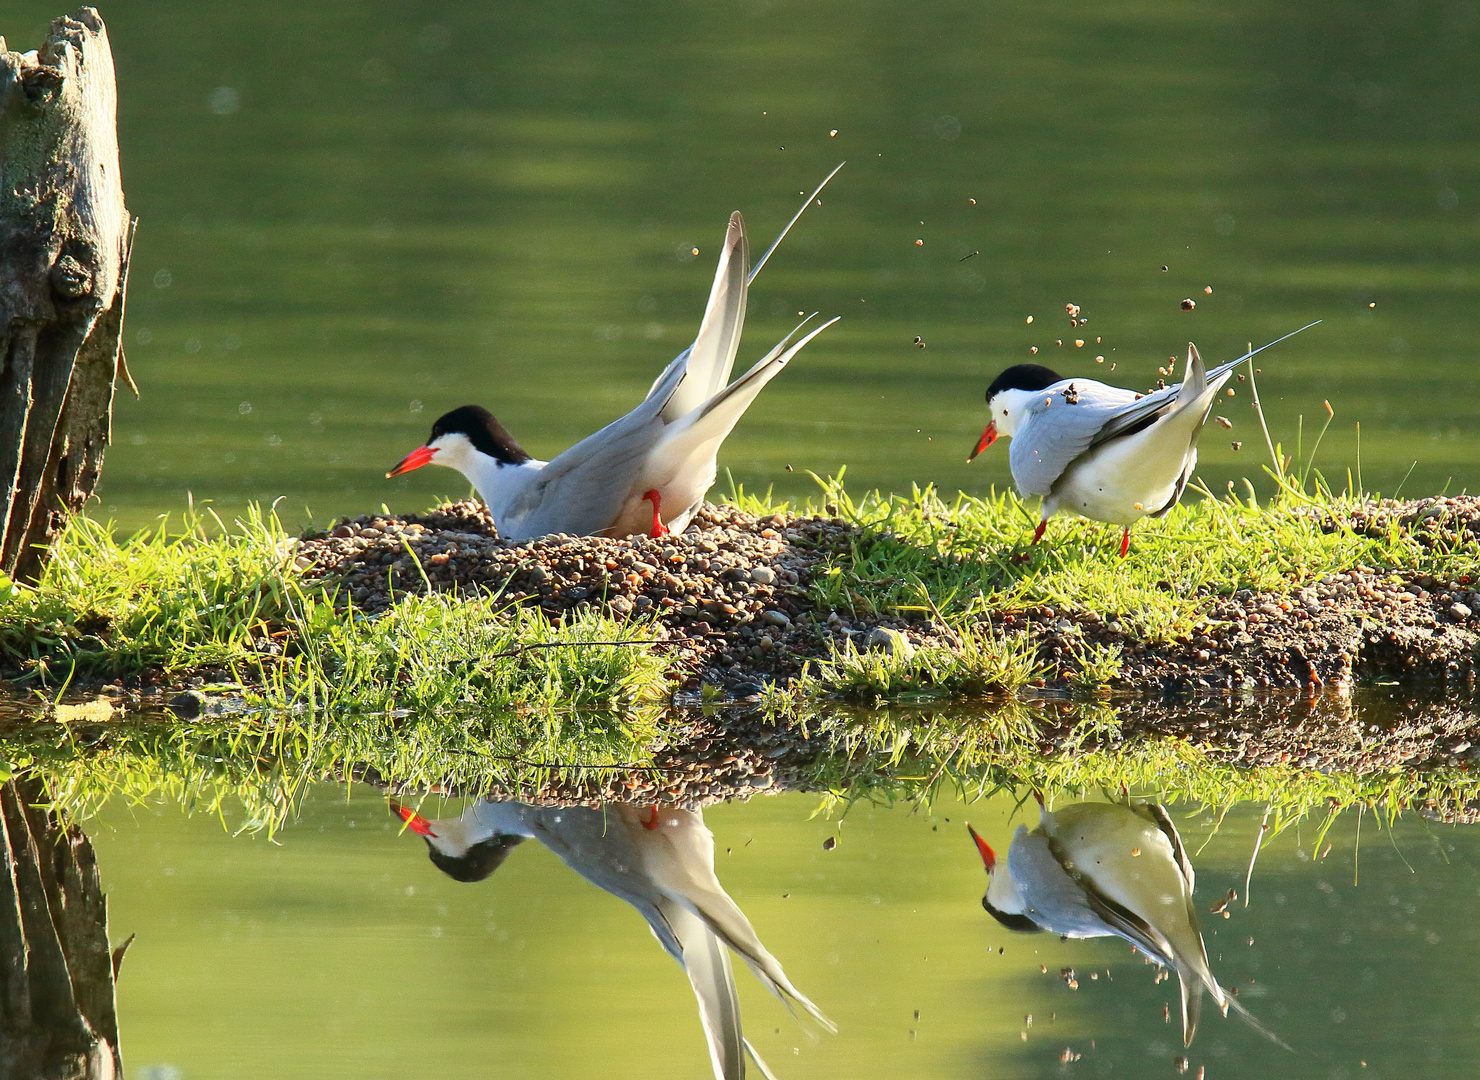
[966, 824, 996, 871]
[390, 800, 438, 838]
[968, 422, 997, 462]
[387, 445, 436, 478]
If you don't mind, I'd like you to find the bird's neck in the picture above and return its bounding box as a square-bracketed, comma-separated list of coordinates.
[465, 800, 537, 841]
[460, 453, 546, 530]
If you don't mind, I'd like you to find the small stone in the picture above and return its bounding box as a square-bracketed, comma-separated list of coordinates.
[865, 627, 914, 659]
[168, 690, 206, 718]
[750, 566, 776, 584]
[1450, 602, 1472, 621]
[761, 609, 791, 628]
[610, 597, 633, 614]
[822, 836, 837, 851]
[528, 566, 549, 584]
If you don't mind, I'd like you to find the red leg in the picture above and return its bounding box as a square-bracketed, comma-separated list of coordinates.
[642, 805, 661, 831]
[1030, 519, 1047, 546]
[642, 490, 669, 538]
[1119, 526, 1131, 558]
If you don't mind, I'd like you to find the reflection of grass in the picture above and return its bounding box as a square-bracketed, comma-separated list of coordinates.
[13, 693, 1476, 837]
[8, 698, 670, 835]
[791, 699, 1480, 833]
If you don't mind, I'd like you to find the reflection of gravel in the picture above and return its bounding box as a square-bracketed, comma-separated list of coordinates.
[299, 496, 1480, 697]
[369, 710, 817, 812]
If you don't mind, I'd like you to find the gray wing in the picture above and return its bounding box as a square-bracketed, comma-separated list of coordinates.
[1006, 828, 1117, 939]
[1008, 352, 1246, 495]
[505, 356, 687, 537]
[1007, 380, 1141, 495]
[1141, 802, 1196, 895]
[527, 807, 685, 961]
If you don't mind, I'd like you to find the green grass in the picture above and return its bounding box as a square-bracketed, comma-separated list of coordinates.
[789, 621, 1045, 704]
[4, 456, 1478, 713]
[0, 504, 674, 715]
[805, 472, 1480, 646]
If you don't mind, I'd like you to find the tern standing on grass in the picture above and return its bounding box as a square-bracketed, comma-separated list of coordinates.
[968, 324, 1318, 556]
[387, 167, 844, 541]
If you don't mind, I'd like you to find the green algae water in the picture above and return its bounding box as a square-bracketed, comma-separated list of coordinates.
[92, 783, 1480, 1079]
[8, 0, 1480, 532]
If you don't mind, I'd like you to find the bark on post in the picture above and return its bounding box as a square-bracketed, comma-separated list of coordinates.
[0, 8, 132, 583]
[0, 777, 123, 1079]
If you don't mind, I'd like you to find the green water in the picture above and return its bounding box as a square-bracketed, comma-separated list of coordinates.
[9, 0, 1480, 532]
[94, 784, 1479, 1078]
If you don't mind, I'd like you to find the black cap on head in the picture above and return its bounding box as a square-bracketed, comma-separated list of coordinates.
[429, 405, 532, 465]
[426, 834, 526, 882]
[982, 895, 1045, 932]
[986, 364, 1062, 401]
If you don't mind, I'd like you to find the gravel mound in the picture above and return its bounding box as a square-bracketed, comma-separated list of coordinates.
[297, 500, 915, 694]
[297, 496, 1480, 698]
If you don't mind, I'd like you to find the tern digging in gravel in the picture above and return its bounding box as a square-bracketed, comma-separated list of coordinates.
[969, 323, 1319, 556]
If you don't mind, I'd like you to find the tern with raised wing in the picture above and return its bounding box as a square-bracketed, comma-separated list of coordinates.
[967, 324, 1318, 555]
[393, 798, 833, 1080]
[387, 167, 844, 541]
[968, 797, 1282, 1049]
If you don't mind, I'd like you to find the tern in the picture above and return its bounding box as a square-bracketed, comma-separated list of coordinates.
[387, 167, 844, 541]
[967, 797, 1282, 1048]
[393, 798, 833, 1080]
[967, 323, 1319, 556]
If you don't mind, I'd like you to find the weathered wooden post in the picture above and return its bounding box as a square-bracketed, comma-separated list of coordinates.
[0, 776, 124, 1078]
[0, 8, 132, 583]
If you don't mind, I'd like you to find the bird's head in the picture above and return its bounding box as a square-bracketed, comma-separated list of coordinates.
[387, 405, 531, 479]
[969, 364, 1061, 461]
[390, 799, 526, 883]
[967, 823, 1041, 932]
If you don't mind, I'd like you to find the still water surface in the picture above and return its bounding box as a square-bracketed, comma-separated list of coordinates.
[9, 1, 1480, 530]
[98, 783, 1479, 1078]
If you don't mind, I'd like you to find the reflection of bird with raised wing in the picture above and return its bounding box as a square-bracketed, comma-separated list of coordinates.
[968, 324, 1318, 556]
[393, 798, 833, 1079]
[968, 796, 1281, 1048]
[387, 167, 843, 541]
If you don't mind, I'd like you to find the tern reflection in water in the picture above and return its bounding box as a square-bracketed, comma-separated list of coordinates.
[392, 799, 834, 1079]
[968, 796, 1284, 1049]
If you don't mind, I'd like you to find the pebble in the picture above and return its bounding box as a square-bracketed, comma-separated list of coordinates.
[761, 609, 792, 628]
[865, 626, 915, 659]
[168, 690, 206, 718]
[1450, 602, 1472, 621]
[750, 566, 776, 584]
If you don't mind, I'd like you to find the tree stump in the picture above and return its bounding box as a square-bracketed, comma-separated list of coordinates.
[0, 8, 132, 584]
[0, 776, 124, 1079]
